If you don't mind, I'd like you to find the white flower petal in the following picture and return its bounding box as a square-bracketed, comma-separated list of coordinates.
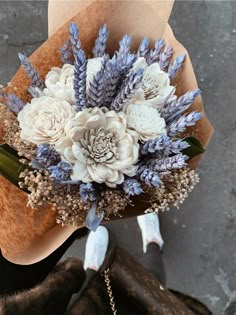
[132, 57, 148, 71]
[71, 160, 91, 182]
[18, 96, 75, 146]
[57, 107, 139, 187]
[43, 64, 75, 105]
[130, 61, 176, 108]
[126, 102, 167, 141]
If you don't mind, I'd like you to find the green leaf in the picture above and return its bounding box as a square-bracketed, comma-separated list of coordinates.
[182, 136, 205, 159]
[0, 144, 27, 188]
[0, 143, 20, 158]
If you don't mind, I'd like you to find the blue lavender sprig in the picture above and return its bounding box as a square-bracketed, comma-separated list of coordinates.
[103, 57, 123, 106]
[122, 178, 144, 196]
[147, 39, 165, 64]
[117, 34, 131, 62]
[18, 52, 44, 89]
[4, 93, 25, 114]
[161, 89, 201, 122]
[60, 40, 73, 65]
[168, 53, 185, 80]
[158, 46, 173, 71]
[35, 144, 61, 168]
[167, 112, 203, 137]
[93, 24, 109, 57]
[85, 202, 103, 232]
[141, 135, 190, 157]
[147, 153, 188, 172]
[141, 135, 172, 155]
[87, 69, 104, 108]
[165, 90, 201, 124]
[74, 49, 87, 111]
[168, 139, 190, 154]
[48, 161, 72, 182]
[137, 37, 149, 59]
[80, 183, 98, 203]
[28, 86, 43, 98]
[116, 35, 136, 71]
[69, 22, 81, 58]
[87, 55, 109, 108]
[138, 167, 161, 187]
[111, 68, 144, 112]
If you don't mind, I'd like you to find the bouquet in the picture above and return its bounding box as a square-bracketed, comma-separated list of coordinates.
[0, 0, 213, 256]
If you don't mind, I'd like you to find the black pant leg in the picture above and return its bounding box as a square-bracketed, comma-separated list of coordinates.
[139, 242, 167, 286]
[0, 230, 78, 295]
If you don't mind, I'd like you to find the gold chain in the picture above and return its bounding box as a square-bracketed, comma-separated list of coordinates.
[103, 268, 118, 315]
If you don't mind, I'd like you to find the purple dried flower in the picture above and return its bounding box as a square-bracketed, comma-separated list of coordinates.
[117, 34, 131, 57]
[28, 86, 43, 98]
[48, 161, 72, 182]
[169, 139, 190, 154]
[122, 178, 144, 196]
[147, 39, 165, 64]
[87, 69, 104, 108]
[69, 22, 81, 58]
[141, 136, 190, 157]
[141, 135, 172, 155]
[101, 53, 110, 69]
[168, 53, 186, 80]
[74, 49, 87, 111]
[137, 37, 150, 58]
[166, 90, 201, 124]
[18, 52, 44, 89]
[111, 68, 144, 112]
[116, 35, 136, 71]
[60, 40, 73, 65]
[103, 57, 122, 106]
[4, 93, 24, 114]
[158, 46, 173, 71]
[138, 167, 161, 187]
[167, 112, 203, 137]
[147, 154, 188, 172]
[80, 183, 97, 203]
[85, 202, 104, 232]
[86, 55, 109, 108]
[35, 144, 61, 168]
[93, 24, 109, 57]
[124, 53, 136, 70]
[161, 89, 201, 122]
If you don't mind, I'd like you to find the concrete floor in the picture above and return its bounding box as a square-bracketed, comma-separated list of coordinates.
[0, 1, 236, 314]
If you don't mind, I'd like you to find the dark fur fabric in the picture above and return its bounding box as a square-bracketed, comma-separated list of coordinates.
[66, 273, 111, 315]
[0, 258, 85, 315]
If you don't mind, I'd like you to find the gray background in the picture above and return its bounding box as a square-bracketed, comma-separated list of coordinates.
[0, 1, 236, 314]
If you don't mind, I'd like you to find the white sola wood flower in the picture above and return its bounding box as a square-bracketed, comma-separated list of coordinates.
[18, 96, 76, 146]
[57, 107, 139, 187]
[43, 58, 103, 104]
[126, 101, 167, 142]
[132, 57, 176, 106]
[43, 64, 76, 105]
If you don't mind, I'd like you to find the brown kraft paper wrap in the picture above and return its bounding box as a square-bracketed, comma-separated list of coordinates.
[0, 1, 213, 258]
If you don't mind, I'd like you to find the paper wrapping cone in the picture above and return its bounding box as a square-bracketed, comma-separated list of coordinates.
[0, 1, 213, 258]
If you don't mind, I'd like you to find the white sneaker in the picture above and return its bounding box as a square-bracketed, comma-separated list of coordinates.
[137, 213, 164, 253]
[84, 226, 109, 271]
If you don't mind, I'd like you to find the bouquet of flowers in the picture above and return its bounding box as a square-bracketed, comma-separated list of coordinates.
[0, 1, 213, 251]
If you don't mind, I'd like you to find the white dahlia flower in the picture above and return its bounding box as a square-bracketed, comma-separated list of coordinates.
[43, 64, 76, 105]
[57, 107, 139, 187]
[126, 101, 167, 142]
[132, 57, 176, 106]
[17, 96, 76, 146]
